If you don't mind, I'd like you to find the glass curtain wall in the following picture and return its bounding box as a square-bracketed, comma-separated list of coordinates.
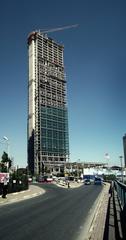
[41, 106, 69, 156]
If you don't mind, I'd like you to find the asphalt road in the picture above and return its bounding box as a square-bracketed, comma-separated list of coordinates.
[0, 183, 103, 240]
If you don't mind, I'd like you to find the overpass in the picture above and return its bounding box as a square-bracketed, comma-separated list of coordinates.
[0, 180, 126, 240]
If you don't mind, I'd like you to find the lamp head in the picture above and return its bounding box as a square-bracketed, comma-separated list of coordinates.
[3, 136, 8, 141]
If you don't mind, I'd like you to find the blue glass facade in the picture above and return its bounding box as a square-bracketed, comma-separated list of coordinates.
[41, 106, 69, 155]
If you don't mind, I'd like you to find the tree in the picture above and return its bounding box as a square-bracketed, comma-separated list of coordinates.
[0, 151, 12, 172]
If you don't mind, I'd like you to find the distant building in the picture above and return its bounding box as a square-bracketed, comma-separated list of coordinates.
[65, 162, 122, 178]
[27, 31, 69, 175]
[123, 134, 126, 167]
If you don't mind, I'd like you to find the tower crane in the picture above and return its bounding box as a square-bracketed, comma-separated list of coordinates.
[28, 24, 78, 45]
[39, 24, 78, 34]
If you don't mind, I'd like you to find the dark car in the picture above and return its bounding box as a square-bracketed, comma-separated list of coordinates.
[94, 177, 102, 185]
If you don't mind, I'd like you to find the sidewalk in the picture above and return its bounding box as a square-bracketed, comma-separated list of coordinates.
[86, 183, 126, 240]
[103, 189, 126, 240]
[0, 184, 45, 206]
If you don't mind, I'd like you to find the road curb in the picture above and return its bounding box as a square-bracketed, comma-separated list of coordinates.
[87, 183, 110, 240]
[0, 185, 45, 206]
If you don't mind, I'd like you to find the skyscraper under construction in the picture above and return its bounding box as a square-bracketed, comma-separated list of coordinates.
[27, 31, 69, 175]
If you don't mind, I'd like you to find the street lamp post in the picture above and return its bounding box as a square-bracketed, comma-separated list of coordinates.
[77, 159, 80, 178]
[119, 156, 124, 183]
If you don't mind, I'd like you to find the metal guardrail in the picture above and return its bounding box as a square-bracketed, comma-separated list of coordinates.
[114, 180, 126, 208]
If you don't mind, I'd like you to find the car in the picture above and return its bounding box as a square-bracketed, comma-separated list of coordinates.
[94, 177, 102, 185]
[46, 177, 53, 183]
[38, 175, 53, 183]
[84, 179, 91, 185]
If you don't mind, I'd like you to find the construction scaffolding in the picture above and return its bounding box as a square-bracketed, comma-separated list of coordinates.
[28, 31, 69, 175]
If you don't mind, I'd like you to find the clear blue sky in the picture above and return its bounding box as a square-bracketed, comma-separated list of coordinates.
[0, 0, 126, 167]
